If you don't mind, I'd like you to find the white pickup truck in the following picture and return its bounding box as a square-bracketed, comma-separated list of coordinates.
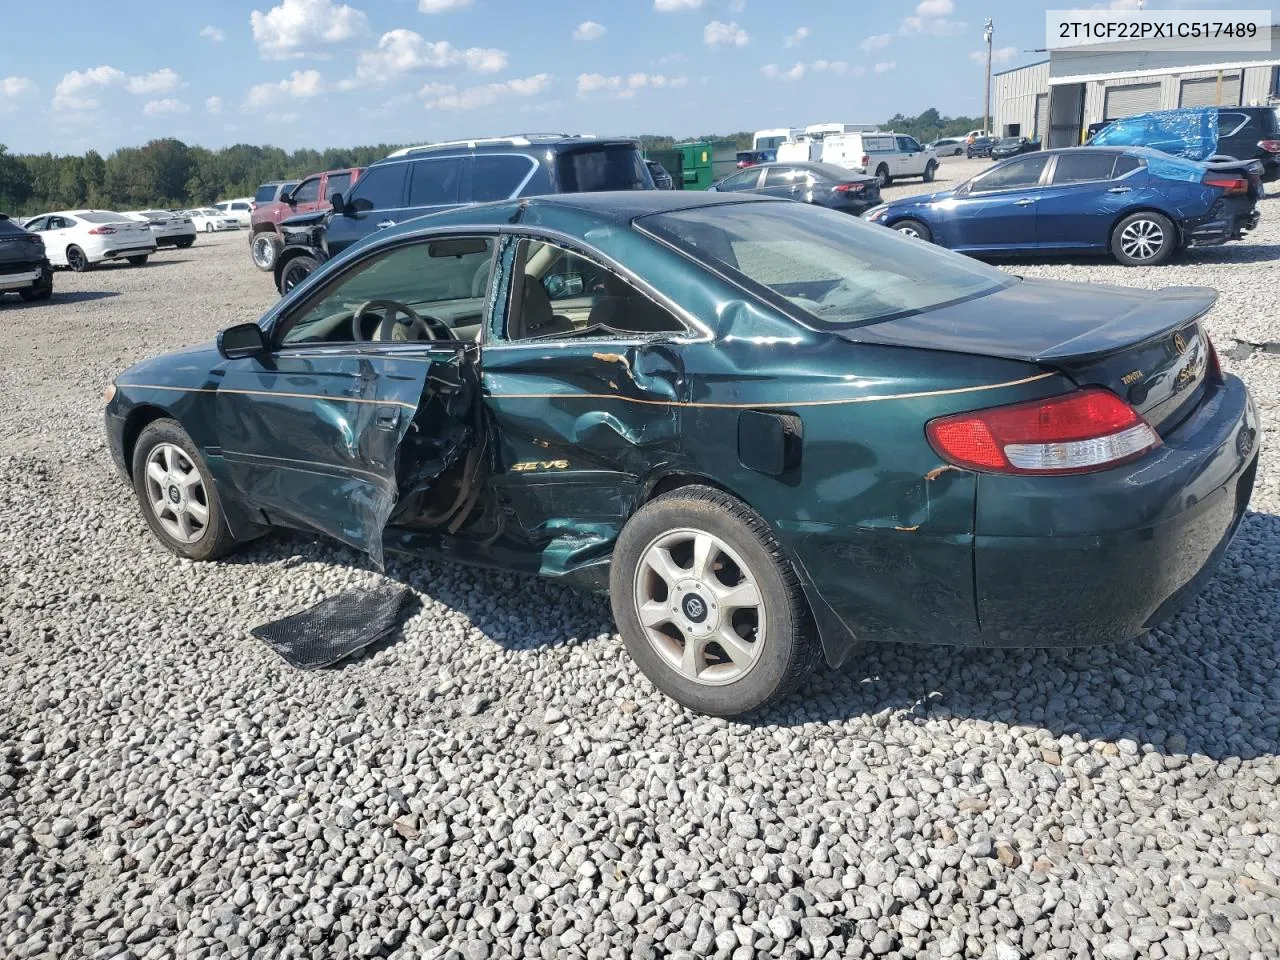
[820, 132, 939, 187]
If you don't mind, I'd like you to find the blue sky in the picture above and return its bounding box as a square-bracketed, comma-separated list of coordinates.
[0, 0, 1242, 155]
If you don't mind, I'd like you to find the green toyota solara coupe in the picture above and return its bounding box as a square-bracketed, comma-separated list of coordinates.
[104, 192, 1259, 716]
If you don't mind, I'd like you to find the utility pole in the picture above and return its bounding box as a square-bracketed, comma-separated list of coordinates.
[983, 18, 994, 135]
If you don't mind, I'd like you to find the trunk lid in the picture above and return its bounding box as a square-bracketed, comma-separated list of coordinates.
[838, 278, 1216, 431]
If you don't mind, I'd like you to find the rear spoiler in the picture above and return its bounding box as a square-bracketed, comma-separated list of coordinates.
[1205, 158, 1264, 177]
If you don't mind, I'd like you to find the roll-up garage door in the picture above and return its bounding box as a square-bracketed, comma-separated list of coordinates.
[1034, 94, 1049, 139]
[1179, 74, 1242, 107]
[1104, 82, 1161, 119]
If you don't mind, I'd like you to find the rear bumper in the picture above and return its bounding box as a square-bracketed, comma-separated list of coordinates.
[974, 374, 1258, 647]
[0, 262, 45, 290]
[102, 246, 157, 260]
[1183, 205, 1260, 246]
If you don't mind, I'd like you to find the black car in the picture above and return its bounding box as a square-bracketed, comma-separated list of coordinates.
[707, 162, 882, 215]
[274, 134, 655, 295]
[966, 136, 996, 159]
[990, 137, 1042, 160]
[0, 215, 53, 303]
[646, 160, 674, 190]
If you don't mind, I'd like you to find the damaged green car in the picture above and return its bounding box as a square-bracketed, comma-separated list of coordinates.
[105, 193, 1258, 716]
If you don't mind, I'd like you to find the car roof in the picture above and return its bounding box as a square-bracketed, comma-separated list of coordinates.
[377, 135, 638, 164]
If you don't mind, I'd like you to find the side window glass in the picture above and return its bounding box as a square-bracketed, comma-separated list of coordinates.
[970, 154, 1050, 193]
[325, 173, 351, 201]
[472, 155, 535, 202]
[503, 239, 685, 341]
[292, 178, 321, 203]
[896, 136, 919, 152]
[408, 158, 464, 207]
[349, 164, 407, 213]
[717, 170, 758, 191]
[763, 167, 797, 186]
[1112, 155, 1141, 178]
[279, 237, 494, 346]
[1051, 153, 1119, 184]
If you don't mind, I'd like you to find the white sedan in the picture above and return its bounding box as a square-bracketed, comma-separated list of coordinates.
[124, 210, 197, 249]
[21, 210, 157, 271]
[184, 208, 242, 233]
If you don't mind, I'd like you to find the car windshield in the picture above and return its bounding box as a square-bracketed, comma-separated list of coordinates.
[638, 202, 1013, 328]
[998, 138, 1022, 145]
[78, 212, 128, 223]
[199, 208, 221, 215]
[556, 146, 650, 191]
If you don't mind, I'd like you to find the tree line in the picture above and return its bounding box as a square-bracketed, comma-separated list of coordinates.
[0, 111, 973, 216]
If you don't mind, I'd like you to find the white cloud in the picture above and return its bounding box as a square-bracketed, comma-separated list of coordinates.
[423, 72, 551, 110]
[200, 25, 226, 42]
[728, 0, 745, 10]
[901, 0, 966, 36]
[343, 29, 507, 87]
[143, 98, 190, 116]
[811, 59, 848, 75]
[205, 95, 224, 113]
[654, 0, 702, 9]
[250, 0, 369, 60]
[419, 0, 472, 10]
[761, 62, 805, 81]
[574, 20, 606, 41]
[874, 61, 897, 73]
[783, 26, 809, 48]
[860, 33, 893, 52]
[704, 20, 749, 47]
[971, 45, 1018, 66]
[1, 76, 38, 100]
[126, 69, 184, 96]
[245, 69, 326, 108]
[576, 72, 688, 98]
[1093, 0, 1142, 7]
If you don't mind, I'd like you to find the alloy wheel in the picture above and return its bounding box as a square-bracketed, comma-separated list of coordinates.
[67, 248, 87, 272]
[633, 528, 765, 686]
[144, 443, 210, 544]
[251, 235, 276, 268]
[897, 224, 922, 239]
[1119, 218, 1165, 262]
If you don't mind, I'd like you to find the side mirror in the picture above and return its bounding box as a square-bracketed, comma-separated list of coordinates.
[706, 185, 719, 193]
[217, 322, 267, 360]
[329, 192, 342, 212]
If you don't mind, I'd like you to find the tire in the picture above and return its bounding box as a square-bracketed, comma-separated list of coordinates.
[251, 232, 283, 272]
[610, 485, 819, 717]
[875, 164, 891, 187]
[130, 419, 237, 561]
[966, 150, 973, 159]
[66, 245, 91, 273]
[204, 223, 213, 233]
[278, 255, 317, 295]
[893, 218, 932, 242]
[127, 255, 149, 266]
[1110, 211, 1176, 267]
[923, 160, 938, 183]
[176, 237, 194, 249]
[18, 269, 53, 302]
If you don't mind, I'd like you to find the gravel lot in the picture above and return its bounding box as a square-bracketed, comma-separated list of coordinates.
[2, 174, 1279, 960]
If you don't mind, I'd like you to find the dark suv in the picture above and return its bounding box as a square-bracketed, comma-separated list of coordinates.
[0, 215, 53, 302]
[1089, 106, 1280, 181]
[273, 135, 654, 294]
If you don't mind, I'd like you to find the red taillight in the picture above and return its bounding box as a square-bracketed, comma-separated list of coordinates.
[860, 154, 870, 167]
[1206, 334, 1222, 381]
[1202, 174, 1248, 194]
[834, 182, 865, 193]
[87, 226, 116, 235]
[926, 388, 1160, 475]
[1257, 139, 1280, 153]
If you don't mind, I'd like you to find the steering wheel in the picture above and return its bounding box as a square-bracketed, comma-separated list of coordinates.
[351, 299, 451, 342]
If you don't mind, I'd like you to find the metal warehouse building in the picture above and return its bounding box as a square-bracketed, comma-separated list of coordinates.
[994, 26, 1280, 148]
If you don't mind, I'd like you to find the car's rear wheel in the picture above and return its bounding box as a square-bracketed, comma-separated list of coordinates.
[610, 485, 819, 717]
[875, 164, 891, 187]
[279, 255, 317, 295]
[923, 160, 938, 182]
[176, 238, 194, 249]
[127, 255, 149, 266]
[893, 218, 932, 242]
[204, 222, 214, 233]
[251, 232, 282, 271]
[18, 269, 53, 302]
[131, 419, 237, 561]
[1111, 211, 1176, 267]
[66, 246, 91, 272]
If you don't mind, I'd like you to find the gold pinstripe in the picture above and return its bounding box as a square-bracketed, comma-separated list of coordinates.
[116, 383, 420, 411]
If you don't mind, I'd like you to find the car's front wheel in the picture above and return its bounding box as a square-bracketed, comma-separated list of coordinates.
[278, 255, 317, 295]
[252, 232, 282, 271]
[1111, 211, 1176, 266]
[204, 223, 214, 233]
[893, 218, 932, 242]
[176, 238, 194, 249]
[127, 255, 149, 266]
[131, 419, 237, 561]
[610, 485, 819, 717]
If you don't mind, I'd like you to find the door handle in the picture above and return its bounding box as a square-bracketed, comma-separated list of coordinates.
[376, 219, 397, 229]
[1107, 187, 1132, 194]
[1014, 198, 1035, 206]
[375, 406, 401, 430]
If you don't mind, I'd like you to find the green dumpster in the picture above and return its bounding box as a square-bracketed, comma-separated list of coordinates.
[674, 141, 714, 191]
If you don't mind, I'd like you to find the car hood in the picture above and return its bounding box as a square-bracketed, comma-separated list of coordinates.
[118, 342, 224, 385]
[835, 277, 1216, 362]
[280, 210, 329, 228]
[883, 189, 956, 210]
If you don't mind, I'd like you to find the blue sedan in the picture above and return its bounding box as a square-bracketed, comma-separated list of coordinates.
[862, 147, 1261, 266]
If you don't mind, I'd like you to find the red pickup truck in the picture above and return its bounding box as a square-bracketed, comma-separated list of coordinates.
[249, 167, 362, 272]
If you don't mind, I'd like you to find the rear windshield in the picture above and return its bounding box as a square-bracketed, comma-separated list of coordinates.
[78, 212, 128, 223]
[805, 162, 864, 182]
[556, 146, 651, 192]
[637, 202, 1013, 329]
[0, 218, 26, 235]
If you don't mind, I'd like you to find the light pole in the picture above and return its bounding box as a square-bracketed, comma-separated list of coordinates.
[983, 18, 993, 135]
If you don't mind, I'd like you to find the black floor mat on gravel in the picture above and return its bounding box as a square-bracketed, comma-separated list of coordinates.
[250, 583, 413, 669]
